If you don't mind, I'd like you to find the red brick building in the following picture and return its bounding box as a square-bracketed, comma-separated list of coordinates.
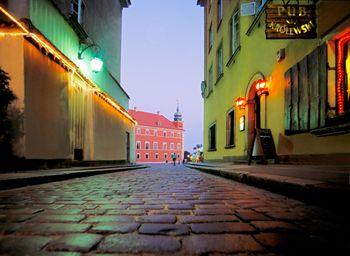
[129, 106, 184, 163]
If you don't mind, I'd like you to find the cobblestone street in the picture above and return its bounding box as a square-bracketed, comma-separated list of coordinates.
[0, 164, 348, 255]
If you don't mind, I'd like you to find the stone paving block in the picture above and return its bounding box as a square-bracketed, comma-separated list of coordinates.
[36, 252, 82, 256]
[42, 209, 82, 215]
[83, 209, 107, 215]
[148, 210, 192, 215]
[194, 208, 235, 215]
[178, 215, 239, 223]
[97, 234, 181, 253]
[105, 209, 145, 215]
[16, 223, 91, 235]
[46, 233, 102, 252]
[190, 222, 256, 234]
[139, 223, 189, 236]
[84, 216, 133, 223]
[265, 211, 308, 221]
[135, 215, 176, 223]
[30, 214, 86, 223]
[128, 205, 164, 210]
[167, 204, 193, 210]
[0, 214, 33, 223]
[253, 233, 327, 254]
[235, 210, 271, 221]
[251, 221, 300, 232]
[0, 208, 43, 215]
[90, 223, 140, 234]
[98, 205, 128, 210]
[0, 235, 52, 255]
[182, 234, 265, 254]
[0, 223, 21, 234]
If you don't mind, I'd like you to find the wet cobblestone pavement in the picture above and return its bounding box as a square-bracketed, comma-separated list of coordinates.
[0, 164, 349, 255]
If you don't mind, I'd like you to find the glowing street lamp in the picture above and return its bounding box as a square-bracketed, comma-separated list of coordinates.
[90, 57, 103, 73]
[235, 97, 247, 110]
[255, 79, 269, 96]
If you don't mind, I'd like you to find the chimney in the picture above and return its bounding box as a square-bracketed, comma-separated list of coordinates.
[157, 111, 160, 115]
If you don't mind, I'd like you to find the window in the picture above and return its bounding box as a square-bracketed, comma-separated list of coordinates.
[70, 0, 85, 25]
[145, 129, 150, 135]
[163, 131, 167, 137]
[171, 132, 174, 137]
[226, 110, 235, 147]
[145, 142, 150, 150]
[136, 128, 141, 135]
[230, 10, 240, 56]
[208, 65, 213, 93]
[145, 153, 149, 159]
[164, 153, 167, 159]
[208, 123, 217, 150]
[217, 44, 223, 78]
[217, 0, 223, 26]
[209, 24, 214, 51]
[170, 143, 174, 150]
[154, 129, 158, 136]
[155, 153, 159, 159]
[163, 142, 167, 150]
[177, 143, 181, 150]
[136, 141, 141, 150]
[177, 154, 180, 158]
[153, 142, 158, 150]
[136, 153, 140, 159]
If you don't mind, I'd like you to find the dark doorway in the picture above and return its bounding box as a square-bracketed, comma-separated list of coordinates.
[247, 84, 261, 156]
[126, 132, 130, 163]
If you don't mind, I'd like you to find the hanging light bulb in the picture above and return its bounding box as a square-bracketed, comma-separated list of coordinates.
[90, 57, 103, 73]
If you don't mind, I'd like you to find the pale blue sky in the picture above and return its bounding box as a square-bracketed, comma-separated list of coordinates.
[121, 0, 204, 152]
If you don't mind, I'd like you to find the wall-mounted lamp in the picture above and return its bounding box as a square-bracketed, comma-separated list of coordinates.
[235, 97, 247, 110]
[255, 79, 269, 96]
[78, 42, 103, 73]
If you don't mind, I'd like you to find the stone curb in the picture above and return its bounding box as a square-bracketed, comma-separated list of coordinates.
[0, 165, 148, 190]
[184, 163, 350, 214]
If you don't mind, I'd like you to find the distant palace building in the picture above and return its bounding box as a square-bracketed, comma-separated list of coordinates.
[129, 106, 184, 163]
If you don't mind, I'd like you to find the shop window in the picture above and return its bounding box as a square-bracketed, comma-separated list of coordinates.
[285, 32, 350, 136]
[226, 110, 235, 147]
[208, 123, 217, 150]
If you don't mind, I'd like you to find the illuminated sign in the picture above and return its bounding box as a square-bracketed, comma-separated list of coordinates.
[265, 4, 317, 39]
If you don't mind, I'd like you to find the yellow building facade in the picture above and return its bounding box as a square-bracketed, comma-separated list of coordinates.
[198, 0, 350, 164]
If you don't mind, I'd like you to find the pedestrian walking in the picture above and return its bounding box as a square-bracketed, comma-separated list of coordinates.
[171, 152, 177, 166]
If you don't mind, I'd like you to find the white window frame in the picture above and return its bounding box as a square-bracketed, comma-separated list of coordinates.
[153, 142, 158, 150]
[230, 10, 240, 56]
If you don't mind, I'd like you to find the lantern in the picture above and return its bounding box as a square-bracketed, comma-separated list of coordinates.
[235, 97, 247, 110]
[255, 79, 269, 96]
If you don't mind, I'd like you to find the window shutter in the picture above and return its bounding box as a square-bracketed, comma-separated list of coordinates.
[284, 44, 328, 134]
[284, 69, 292, 133]
[299, 56, 309, 132]
[226, 114, 230, 146]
